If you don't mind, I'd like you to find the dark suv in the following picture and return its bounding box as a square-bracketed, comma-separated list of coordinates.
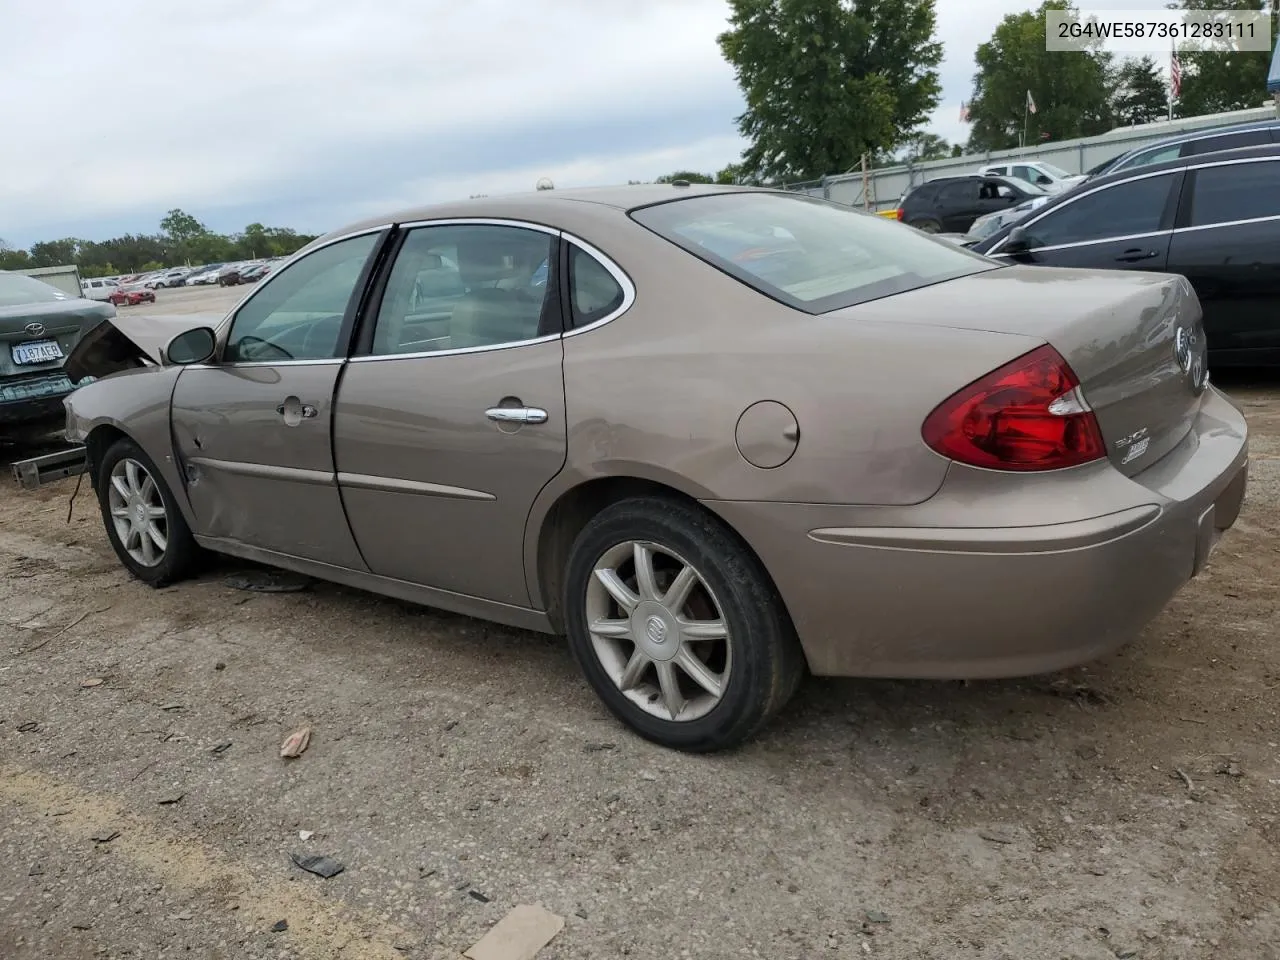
[897, 175, 1047, 234]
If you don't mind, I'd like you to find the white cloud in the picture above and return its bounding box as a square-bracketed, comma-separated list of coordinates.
[1, 0, 1195, 244]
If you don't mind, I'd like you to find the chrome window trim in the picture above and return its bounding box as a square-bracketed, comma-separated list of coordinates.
[187, 358, 347, 370]
[988, 229, 1172, 259]
[348, 333, 563, 364]
[1174, 213, 1280, 235]
[987, 167, 1180, 255]
[394, 217, 561, 236]
[561, 235, 637, 338]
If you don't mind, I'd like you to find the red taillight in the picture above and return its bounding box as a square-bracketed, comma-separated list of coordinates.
[922, 344, 1105, 472]
[895, 207, 904, 221]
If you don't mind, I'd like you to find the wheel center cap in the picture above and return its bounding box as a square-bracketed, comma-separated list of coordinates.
[631, 601, 680, 662]
[645, 616, 668, 645]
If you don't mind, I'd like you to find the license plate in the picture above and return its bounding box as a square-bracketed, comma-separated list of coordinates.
[12, 340, 63, 365]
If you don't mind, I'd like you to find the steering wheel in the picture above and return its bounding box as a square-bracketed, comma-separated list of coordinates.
[235, 335, 293, 362]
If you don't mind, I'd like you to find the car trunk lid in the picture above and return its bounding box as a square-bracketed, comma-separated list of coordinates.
[0, 298, 115, 379]
[834, 265, 1207, 477]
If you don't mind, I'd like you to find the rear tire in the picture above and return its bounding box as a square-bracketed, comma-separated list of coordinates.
[563, 496, 806, 752]
[96, 438, 202, 587]
[910, 218, 942, 233]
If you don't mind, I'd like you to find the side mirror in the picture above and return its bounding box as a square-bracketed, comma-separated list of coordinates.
[165, 327, 217, 365]
[1004, 226, 1031, 254]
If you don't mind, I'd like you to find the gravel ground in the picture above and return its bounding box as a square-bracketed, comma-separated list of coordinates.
[1, 291, 1278, 958]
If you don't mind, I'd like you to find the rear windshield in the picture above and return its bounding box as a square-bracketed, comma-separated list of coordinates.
[630, 192, 995, 313]
[0, 272, 70, 307]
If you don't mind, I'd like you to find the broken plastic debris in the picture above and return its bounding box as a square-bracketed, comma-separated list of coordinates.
[299, 830, 314, 841]
[225, 570, 313, 593]
[280, 727, 311, 759]
[463, 904, 565, 960]
[271, 919, 289, 933]
[290, 853, 344, 879]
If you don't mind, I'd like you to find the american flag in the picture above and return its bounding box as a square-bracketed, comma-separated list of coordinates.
[959, 101, 970, 122]
[1171, 48, 1183, 99]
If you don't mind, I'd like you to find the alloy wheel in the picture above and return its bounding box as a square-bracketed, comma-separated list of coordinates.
[585, 541, 732, 722]
[107, 457, 169, 567]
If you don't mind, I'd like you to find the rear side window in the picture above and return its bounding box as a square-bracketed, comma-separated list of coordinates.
[1116, 144, 1180, 172]
[569, 246, 625, 326]
[1188, 160, 1280, 226]
[1184, 129, 1272, 156]
[1020, 173, 1177, 249]
[939, 181, 978, 204]
[0, 272, 68, 306]
[630, 192, 994, 314]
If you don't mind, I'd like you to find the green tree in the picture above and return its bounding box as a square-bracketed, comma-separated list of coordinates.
[1170, 0, 1278, 116]
[718, 0, 943, 181]
[654, 171, 717, 183]
[899, 131, 953, 162]
[966, 1, 1113, 151]
[1111, 56, 1171, 126]
[29, 238, 81, 267]
[0, 239, 32, 270]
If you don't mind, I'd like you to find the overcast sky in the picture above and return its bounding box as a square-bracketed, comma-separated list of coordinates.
[2, 0, 1179, 246]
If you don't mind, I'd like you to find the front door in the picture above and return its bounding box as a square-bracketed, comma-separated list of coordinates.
[334, 221, 568, 608]
[171, 230, 385, 568]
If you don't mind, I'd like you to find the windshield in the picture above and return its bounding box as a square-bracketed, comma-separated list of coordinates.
[1038, 162, 1071, 178]
[0, 272, 71, 307]
[630, 192, 997, 314]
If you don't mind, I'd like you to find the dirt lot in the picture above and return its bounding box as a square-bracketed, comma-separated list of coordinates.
[2, 288, 1278, 958]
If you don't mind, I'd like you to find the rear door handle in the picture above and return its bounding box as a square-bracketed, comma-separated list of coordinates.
[485, 406, 548, 425]
[1115, 249, 1158, 263]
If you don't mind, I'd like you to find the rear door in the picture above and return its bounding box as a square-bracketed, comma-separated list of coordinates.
[990, 170, 1182, 271]
[333, 220, 568, 607]
[1167, 156, 1280, 362]
[936, 180, 981, 231]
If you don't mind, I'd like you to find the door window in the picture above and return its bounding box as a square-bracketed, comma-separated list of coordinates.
[1116, 144, 1180, 172]
[368, 223, 558, 355]
[939, 181, 978, 204]
[1188, 160, 1280, 227]
[568, 246, 625, 327]
[1019, 173, 1176, 249]
[224, 232, 379, 363]
[1184, 129, 1272, 157]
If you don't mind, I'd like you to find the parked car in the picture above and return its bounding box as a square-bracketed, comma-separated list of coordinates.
[81, 278, 121, 302]
[60, 184, 1247, 751]
[898, 175, 1047, 233]
[1, 271, 114, 439]
[108, 284, 157, 306]
[1085, 118, 1280, 180]
[971, 142, 1280, 367]
[964, 195, 1053, 244]
[217, 263, 262, 286]
[237, 263, 271, 283]
[187, 265, 223, 285]
[979, 160, 1086, 193]
[147, 268, 191, 289]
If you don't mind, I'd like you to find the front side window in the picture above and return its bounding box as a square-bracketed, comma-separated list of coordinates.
[224, 232, 378, 363]
[1188, 160, 1280, 227]
[630, 192, 995, 314]
[369, 223, 556, 355]
[1019, 173, 1176, 249]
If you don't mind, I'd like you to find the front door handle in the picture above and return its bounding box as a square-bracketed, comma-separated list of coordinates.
[1115, 248, 1158, 263]
[276, 397, 318, 425]
[485, 406, 548, 425]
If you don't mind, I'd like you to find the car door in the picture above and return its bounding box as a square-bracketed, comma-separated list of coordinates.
[333, 220, 568, 607]
[169, 229, 386, 568]
[1166, 157, 1280, 361]
[989, 170, 1182, 271]
[936, 181, 981, 231]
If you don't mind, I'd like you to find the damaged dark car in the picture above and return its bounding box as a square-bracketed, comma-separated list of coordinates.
[0, 271, 116, 442]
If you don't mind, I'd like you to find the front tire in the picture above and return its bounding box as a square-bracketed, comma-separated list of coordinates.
[563, 496, 805, 752]
[96, 438, 201, 587]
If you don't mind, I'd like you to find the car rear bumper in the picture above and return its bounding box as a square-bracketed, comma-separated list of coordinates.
[0, 373, 76, 426]
[706, 386, 1249, 679]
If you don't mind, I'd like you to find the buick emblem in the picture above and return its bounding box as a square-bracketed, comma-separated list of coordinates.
[1174, 328, 1192, 372]
[23, 322, 45, 337]
[645, 616, 669, 645]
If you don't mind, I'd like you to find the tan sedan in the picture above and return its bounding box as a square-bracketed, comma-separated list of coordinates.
[62, 184, 1248, 751]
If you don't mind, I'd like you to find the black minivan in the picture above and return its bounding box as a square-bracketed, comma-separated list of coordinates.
[970, 143, 1280, 367]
